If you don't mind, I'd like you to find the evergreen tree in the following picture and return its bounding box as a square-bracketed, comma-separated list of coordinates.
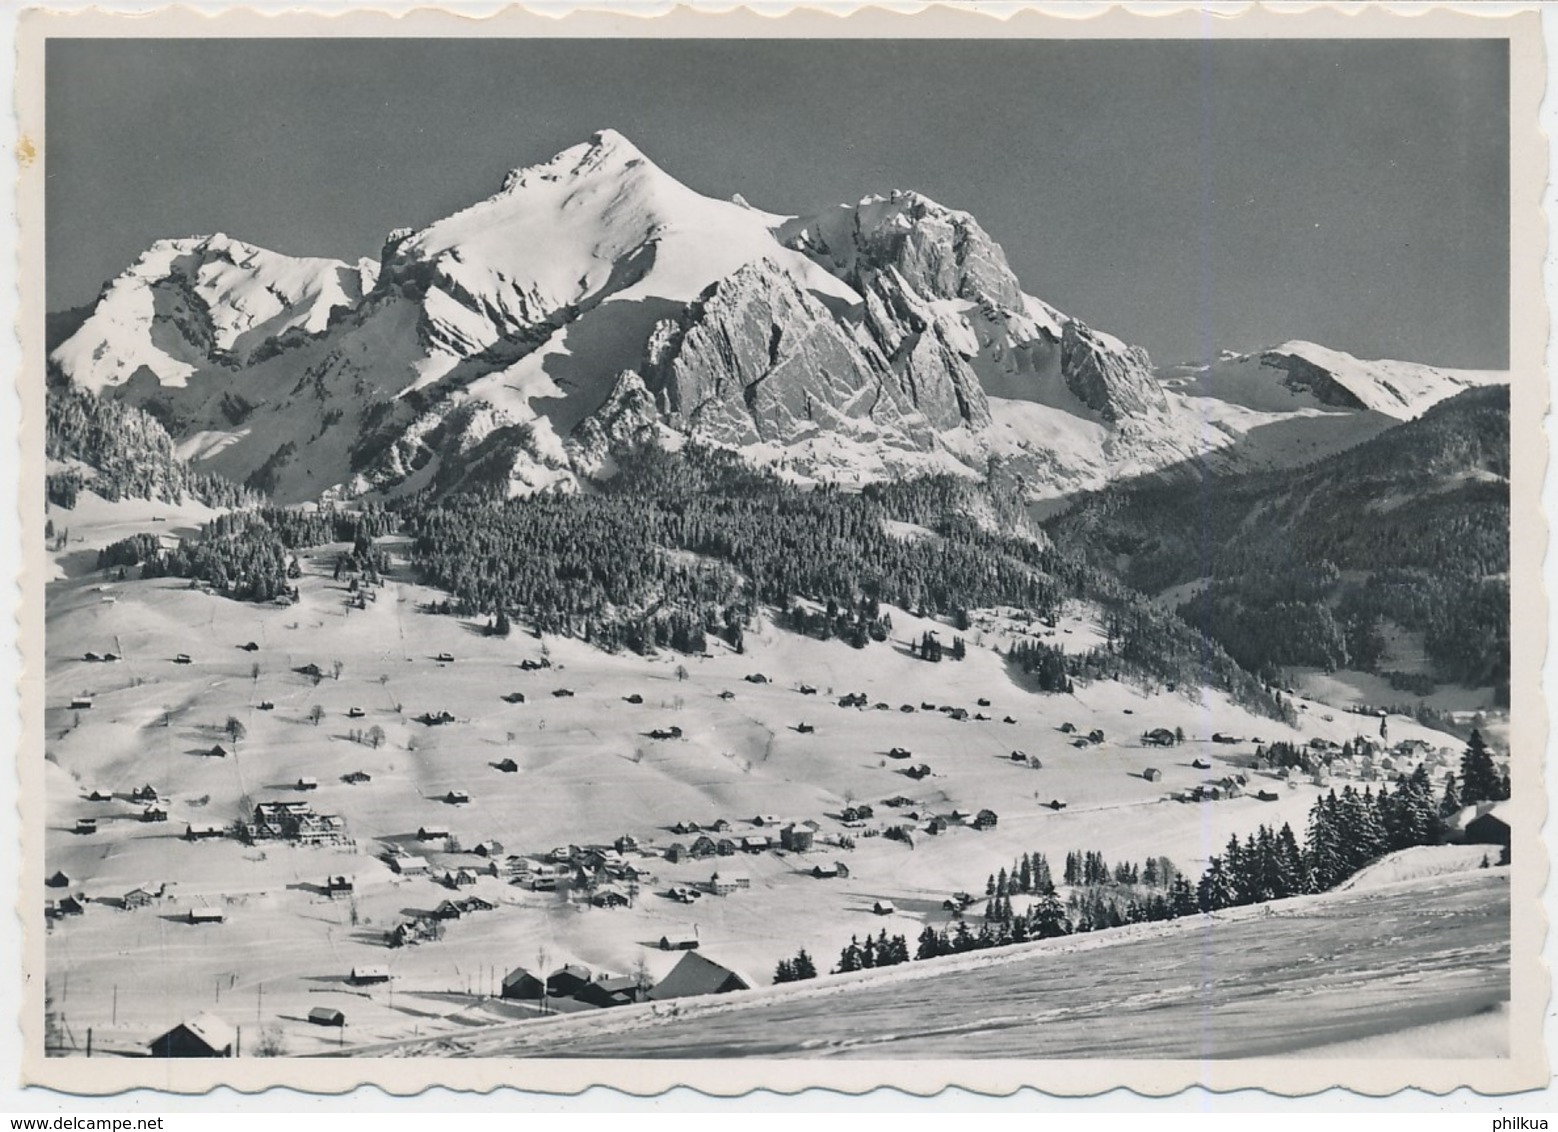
[951, 919, 975, 952]
[1197, 856, 1238, 912]
[1460, 729, 1500, 805]
[792, 949, 818, 979]
[1031, 891, 1071, 938]
[1440, 773, 1462, 818]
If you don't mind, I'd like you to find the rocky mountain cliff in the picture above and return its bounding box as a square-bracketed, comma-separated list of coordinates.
[47, 131, 1506, 506]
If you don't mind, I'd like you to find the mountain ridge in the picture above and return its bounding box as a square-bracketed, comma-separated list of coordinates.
[47, 130, 1507, 507]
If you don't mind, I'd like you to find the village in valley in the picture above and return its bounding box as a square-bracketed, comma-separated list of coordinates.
[41, 502, 1511, 1059]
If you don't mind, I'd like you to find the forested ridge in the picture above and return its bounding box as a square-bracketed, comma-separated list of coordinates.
[45, 380, 259, 511]
[1047, 385, 1509, 698]
[402, 446, 1278, 711]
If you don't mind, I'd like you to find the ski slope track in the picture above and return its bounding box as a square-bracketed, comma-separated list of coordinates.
[341, 869, 1509, 1061]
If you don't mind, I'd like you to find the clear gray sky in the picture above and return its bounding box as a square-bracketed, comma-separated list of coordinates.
[46, 37, 1509, 368]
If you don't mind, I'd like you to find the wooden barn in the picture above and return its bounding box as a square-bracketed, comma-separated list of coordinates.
[647, 951, 751, 1002]
[308, 1007, 345, 1027]
[148, 1013, 235, 1058]
[350, 966, 391, 985]
[576, 976, 641, 1009]
[1465, 806, 1511, 855]
[501, 966, 546, 1000]
[546, 965, 593, 998]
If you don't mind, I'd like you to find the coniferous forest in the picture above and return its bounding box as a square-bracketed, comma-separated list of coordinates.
[1047, 386, 1510, 702]
[45, 379, 261, 511]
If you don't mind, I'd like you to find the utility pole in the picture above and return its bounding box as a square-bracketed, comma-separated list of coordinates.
[111, 985, 117, 1025]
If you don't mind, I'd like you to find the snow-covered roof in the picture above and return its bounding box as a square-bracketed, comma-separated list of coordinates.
[176, 1012, 235, 1052]
[647, 950, 751, 1001]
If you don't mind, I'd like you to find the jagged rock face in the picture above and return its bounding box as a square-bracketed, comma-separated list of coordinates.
[782, 191, 1023, 309]
[860, 274, 991, 431]
[1060, 320, 1165, 421]
[641, 260, 931, 449]
[785, 192, 1162, 427]
[567, 371, 667, 477]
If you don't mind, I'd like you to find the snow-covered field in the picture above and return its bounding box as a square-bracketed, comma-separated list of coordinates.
[344, 868, 1511, 1060]
[42, 495, 1497, 1057]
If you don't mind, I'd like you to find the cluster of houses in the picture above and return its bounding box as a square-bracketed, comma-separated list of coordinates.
[1285, 737, 1470, 785]
[47, 881, 226, 925]
[381, 838, 657, 910]
[661, 814, 839, 862]
[386, 892, 498, 948]
[1245, 734, 1491, 790]
[1173, 775, 1248, 803]
[500, 950, 752, 1010]
[71, 784, 183, 834]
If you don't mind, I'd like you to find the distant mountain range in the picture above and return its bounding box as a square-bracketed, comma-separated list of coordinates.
[47, 129, 1506, 506]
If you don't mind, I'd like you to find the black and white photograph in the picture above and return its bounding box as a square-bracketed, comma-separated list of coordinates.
[16, 4, 1546, 1097]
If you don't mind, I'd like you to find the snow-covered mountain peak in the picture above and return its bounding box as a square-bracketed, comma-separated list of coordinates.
[496, 128, 650, 196]
[1159, 339, 1507, 422]
[375, 131, 853, 366]
[49, 234, 371, 392]
[780, 190, 1023, 310]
